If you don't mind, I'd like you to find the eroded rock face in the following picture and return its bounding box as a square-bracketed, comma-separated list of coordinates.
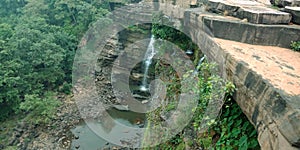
[95, 24, 152, 107]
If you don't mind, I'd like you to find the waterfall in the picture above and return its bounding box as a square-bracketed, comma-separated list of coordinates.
[193, 55, 206, 75]
[140, 35, 156, 91]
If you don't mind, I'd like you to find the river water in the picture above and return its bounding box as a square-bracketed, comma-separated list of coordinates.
[71, 108, 146, 149]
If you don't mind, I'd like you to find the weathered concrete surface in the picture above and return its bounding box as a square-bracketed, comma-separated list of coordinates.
[184, 8, 300, 48]
[184, 9, 300, 149]
[272, 0, 300, 7]
[207, 0, 292, 24]
[256, 0, 272, 5]
[217, 39, 300, 150]
[218, 39, 300, 149]
[284, 6, 300, 24]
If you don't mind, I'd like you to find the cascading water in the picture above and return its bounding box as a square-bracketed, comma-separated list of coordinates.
[193, 55, 206, 75]
[140, 35, 156, 91]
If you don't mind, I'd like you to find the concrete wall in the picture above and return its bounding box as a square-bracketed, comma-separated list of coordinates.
[184, 9, 300, 150]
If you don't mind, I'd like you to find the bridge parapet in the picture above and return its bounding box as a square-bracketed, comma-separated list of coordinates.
[184, 9, 300, 149]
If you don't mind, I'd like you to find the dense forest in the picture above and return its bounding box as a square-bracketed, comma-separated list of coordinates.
[0, 0, 112, 122]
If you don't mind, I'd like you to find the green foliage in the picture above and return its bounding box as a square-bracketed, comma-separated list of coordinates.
[0, 0, 110, 123]
[50, 0, 110, 37]
[0, 0, 26, 17]
[147, 18, 259, 149]
[192, 62, 225, 130]
[290, 41, 300, 52]
[152, 11, 198, 51]
[212, 99, 259, 150]
[19, 92, 61, 124]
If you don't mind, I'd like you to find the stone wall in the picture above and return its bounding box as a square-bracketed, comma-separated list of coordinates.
[184, 9, 300, 150]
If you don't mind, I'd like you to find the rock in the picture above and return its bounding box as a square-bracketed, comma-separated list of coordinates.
[132, 73, 144, 79]
[75, 144, 80, 149]
[132, 94, 149, 100]
[13, 127, 23, 133]
[15, 132, 22, 138]
[255, 0, 272, 5]
[138, 123, 144, 128]
[75, 135, 79, 139]
[112, 105, 129, 111]
[112, 146, 119, 150]
[236, 6, 291, 24]
[284, 6, 300, 24]
[141, 100, 149, 104]
[273, 0, 300, 7]
[207, 0, 292, 24]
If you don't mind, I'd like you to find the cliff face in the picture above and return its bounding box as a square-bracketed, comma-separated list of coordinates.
[95, 24, 152, 106]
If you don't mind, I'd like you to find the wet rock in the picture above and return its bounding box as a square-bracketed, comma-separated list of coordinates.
[112, 105, 129, 111]
[75, 144, 80, 149]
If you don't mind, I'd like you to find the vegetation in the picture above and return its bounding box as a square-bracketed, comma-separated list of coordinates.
[0, 0, 110, 123]
[145, 11, 260, 149]
[291, 41, 300, 52]
[152, 11, 199, 52]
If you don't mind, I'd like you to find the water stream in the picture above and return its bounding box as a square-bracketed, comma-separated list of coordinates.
[193, 55, 206, 75]
[140, 35, 156, 91]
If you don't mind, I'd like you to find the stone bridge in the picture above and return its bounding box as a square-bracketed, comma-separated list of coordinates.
[111, 0, 300, 149]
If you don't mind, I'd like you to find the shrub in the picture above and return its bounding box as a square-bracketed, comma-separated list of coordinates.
[19, 92, 61, 124]
[290, 41, 300, 52]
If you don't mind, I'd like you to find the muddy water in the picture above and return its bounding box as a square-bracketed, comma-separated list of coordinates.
[70, 108, 146, 150]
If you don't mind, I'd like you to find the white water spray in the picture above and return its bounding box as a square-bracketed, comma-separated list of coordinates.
[193, 55, 206, 75]
[140, 35, 156, 91]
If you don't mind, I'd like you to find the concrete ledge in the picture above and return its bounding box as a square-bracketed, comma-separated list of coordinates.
[284, 6, 300, 24]
[207, 0, 292, 24]
[272, 0, 300, 7]
[184, 8, 300, 48]
[185, 9, 300, 149]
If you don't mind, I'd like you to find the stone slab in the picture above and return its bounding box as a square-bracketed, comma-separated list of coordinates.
[207, 0, 292, 24]
[237, 6, 292, 24]
[284, 6, 300, 24]
[255, 0, 272, 5]
[273, 0, 300, 7]
[199, 15, 300, 48]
